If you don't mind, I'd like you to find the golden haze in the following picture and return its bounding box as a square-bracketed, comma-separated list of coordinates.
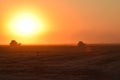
[3, 7, 50, 44]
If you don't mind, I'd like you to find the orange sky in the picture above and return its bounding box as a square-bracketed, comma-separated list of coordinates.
[0, 0, 120, 45]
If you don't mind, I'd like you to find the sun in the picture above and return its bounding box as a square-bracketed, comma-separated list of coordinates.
[15, 16, 37, 34]
[8, 12, 45, 37]
[3, 7, 50, 44]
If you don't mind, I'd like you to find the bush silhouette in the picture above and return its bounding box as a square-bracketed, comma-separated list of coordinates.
[10, 40, 21, 47]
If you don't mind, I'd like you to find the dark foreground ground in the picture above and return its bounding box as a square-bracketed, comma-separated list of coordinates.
[0, 45, 120, 80]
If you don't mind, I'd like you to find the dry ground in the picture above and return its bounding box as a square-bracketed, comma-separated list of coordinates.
[0, 45, 120, 80]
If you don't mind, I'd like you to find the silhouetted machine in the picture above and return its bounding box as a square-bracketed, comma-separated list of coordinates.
[77, 41, 86, 48]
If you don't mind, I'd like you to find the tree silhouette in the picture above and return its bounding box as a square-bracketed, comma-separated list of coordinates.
[10, 40, 21, 47]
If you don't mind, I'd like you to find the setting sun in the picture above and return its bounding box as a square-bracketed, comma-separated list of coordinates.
[3, 6, 50, 44]
[9, 12, 44, 37]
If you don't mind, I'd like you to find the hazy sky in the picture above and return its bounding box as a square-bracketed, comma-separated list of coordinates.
[0, 0, 120, 45]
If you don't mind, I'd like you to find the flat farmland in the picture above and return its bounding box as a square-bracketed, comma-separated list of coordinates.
[0, 45, 120, 80]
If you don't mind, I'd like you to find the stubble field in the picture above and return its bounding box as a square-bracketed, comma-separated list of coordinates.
[0, 45, 120, 80]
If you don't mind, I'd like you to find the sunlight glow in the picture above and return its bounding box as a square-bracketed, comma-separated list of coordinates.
[14, 16, 37, 34]
[8, 11, 45, 37]
[3, 5, 51, 44]
[3, 6, 50, 44]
